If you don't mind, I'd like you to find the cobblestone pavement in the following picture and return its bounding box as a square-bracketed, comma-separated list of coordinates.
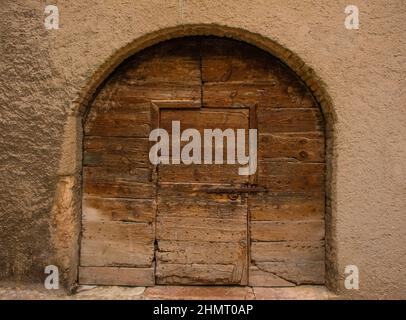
[0, 282, 336, 300]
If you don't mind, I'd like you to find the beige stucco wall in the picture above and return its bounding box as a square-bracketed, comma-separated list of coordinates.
[0, 0, 405, 299]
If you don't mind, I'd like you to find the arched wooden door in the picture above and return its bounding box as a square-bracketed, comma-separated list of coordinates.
[79, 37, 325, 287]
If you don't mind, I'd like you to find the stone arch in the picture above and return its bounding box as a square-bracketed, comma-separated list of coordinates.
[59, 24, 337, 291]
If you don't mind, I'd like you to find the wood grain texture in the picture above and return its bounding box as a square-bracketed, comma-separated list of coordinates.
[257, 107, 324, 133]
[251, 220, 325, 242]
[80, 220, 154, 267]
[251, 241, 325, 262]
[79, 266, 155, 286]
[83, 196, 155, 223]
[156, 263, 242, 285]
[250, 193, 324, 221]
[258, 161, 325, 192]
[254, 261, 325, 285]
[83, 137, 150, 168]
[156, 241, 245, 265]
[203, 83, 315, 109]
[259, 132, 325, 162]
[156, 216, 246, 242]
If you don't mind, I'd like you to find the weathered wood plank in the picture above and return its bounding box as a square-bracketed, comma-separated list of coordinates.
[79, 266, 155, 286]
[90, 99, 151, 114]
[251, 241, 325, 262]
[203, 83, 316, 109]
[259, 133, 325, 162]
[158, 164, 248, 184]
[253, 261, 325, 285]
[158, 193, 246, 219]
[250, 220, 325, 241]
[156, 217, 246, 242]
[82, 196, 155, 223]
[83, 137, 150, 168]
[257, 107, 324, 132]
[258, 161, 325, 192]
[201, 39, 317, 110]
[201, 38, 278, 83]
[120, 38, 201, 84]
[158, 182, 243, 197]
[155, 263, 241, 285]
[80, 240, 154, 267]
[110, 83, 201, 104]
[85, 109, 151, 137]
[80, 219, 154, 266]
[250, 193, 325, 221]
[81, 220, 154, 244]
[83, 180, 155, 198]
[121, 55, 201, 85]
[156, 241, 245, 265]
[248, 265, 295, 287]
[160, 108, 249, 131]
[83, 167, 151, 185]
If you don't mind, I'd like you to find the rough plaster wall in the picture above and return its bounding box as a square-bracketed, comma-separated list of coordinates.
[0, 0, 405, 298]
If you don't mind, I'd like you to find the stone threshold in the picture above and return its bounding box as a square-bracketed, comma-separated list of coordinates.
[0, 283, 337, 300]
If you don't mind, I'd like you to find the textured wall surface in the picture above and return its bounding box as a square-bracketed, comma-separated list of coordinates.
[0, 0, 405, 298]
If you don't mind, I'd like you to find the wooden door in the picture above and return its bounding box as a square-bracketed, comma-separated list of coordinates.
[79, 37, 326, 287]
[155, 107, 250, 285]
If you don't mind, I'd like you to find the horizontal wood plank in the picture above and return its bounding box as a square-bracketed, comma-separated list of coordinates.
[158, 193, 246, 219]
[80, 240, 154, 267]
[156, 217, 246, 242]
[259, 133, 325, 162]
[83, 180, 155, 198]
[83, 167, 151, 185]
[83, 137, 150, 168]
[83, 196, 155, 223]
[156, 241, 245, 265]
[155, 263, 240, 285]
[203, 83, 316, 109]
[258, 161, 325, 192]
[85, 109, 151, 137]
[250, 193, 324, 221]
[158, 164, 248, 184]
[160, 108, 249, 131]
[251, 241, 325, 262]
[79, 266, 154, 286]
[110, 83, 201, 104]
[251, 220, 325, 241]
[81, 220, 154, 244]
[257, 107, 324, 132]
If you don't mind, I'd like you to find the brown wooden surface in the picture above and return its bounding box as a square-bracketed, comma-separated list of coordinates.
[79, 266, 155, 286]
[155, 106, 249, 285]
[80, 37, 326, 287]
